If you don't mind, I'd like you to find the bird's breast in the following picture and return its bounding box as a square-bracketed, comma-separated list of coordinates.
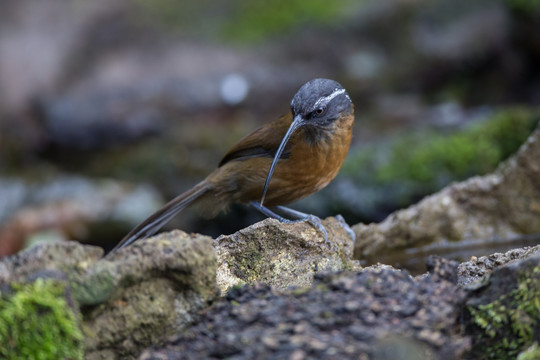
[262, 115, 354, 205]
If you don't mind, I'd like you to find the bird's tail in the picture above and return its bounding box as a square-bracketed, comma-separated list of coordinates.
[111, 180, 210, 251]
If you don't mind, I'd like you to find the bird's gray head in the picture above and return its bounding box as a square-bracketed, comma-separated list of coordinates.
[290, 78, 352, 124]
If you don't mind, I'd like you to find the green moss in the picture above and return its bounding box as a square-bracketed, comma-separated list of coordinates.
[467, 265, 540, 359]
[0, 278, 84, 360]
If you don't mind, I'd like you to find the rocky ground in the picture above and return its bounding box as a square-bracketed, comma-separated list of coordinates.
[141, 260, 471, 360]
[1, 223, 539, 359]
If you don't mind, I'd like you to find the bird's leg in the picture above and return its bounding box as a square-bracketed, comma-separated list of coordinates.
[257, 204, 356, 244]
[250, 202, 328, 243]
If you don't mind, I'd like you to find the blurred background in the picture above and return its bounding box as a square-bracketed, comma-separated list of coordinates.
[1, 0, 539, 266]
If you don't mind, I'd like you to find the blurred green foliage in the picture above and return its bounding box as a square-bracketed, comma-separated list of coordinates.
[376, 108, 538, 183]
[134, 0, 357, 42]
[342, 107, 539, 206]
[222, 0, 353, 42]
[0, 278, 84, 360]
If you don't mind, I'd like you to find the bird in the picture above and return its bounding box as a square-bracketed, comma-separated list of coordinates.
[112, 78, 354, 251]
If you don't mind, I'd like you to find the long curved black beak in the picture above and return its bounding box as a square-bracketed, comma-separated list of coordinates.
[260, 114, 306, 205]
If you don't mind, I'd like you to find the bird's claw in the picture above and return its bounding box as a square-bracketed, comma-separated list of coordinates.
[278, 215, 328, 243]
[304, 214, 329, 243]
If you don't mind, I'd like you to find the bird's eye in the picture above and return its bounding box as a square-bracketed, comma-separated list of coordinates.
[314, 106, 326, 116]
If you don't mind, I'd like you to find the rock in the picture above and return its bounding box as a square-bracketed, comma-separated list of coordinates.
[0, 231, 218, 360]
[140, 266, 470, 359]
[426, 255, 459, 284]
[464, 249, 540, 359]
[457, 244, 540, 287]
[215, 216, 359, 293]
[0, 240, 103, 283]
[83, 230, 218, 359]
[353, 122, 540, 259]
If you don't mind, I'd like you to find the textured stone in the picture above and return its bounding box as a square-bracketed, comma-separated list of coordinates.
[83, 230, 218, 359]
[457, 244, 540, 287]
[0, 231, 218, 360]
[215, 216, 359, 293]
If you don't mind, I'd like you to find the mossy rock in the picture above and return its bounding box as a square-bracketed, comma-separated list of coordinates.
[465, 253, 540, 359]
[0, 278, 84, 360]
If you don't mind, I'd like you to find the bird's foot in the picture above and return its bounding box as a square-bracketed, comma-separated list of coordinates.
[304, 215, 329, 243]
[279, 214, 329, 243]
[250, 202, 328, 243]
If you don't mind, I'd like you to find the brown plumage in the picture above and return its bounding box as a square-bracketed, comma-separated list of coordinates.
[112, 78, 354, 251]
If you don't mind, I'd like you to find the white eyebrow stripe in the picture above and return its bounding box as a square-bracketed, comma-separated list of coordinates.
[313, 88, 346, 109]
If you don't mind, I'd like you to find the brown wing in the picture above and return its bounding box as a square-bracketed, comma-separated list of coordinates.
[218, 112, 293, 167]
